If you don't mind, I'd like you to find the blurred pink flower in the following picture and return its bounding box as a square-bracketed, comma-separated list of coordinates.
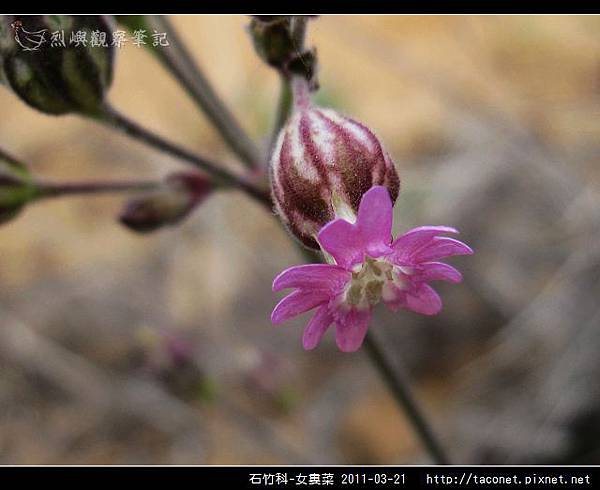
[271, 186, 473, 352]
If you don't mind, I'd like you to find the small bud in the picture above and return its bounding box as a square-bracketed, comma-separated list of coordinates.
[248, 16, 295, 69]
[119, 172, 213, 233]
[287, 48, 319, 91]
[0, 16, 115, 115]
[248, 16, 318, 85]
[0, 149, 37, 224]
[270, 78, 401, 249]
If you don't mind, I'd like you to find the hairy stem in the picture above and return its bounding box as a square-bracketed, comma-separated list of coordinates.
[269, 74, 293, 151]
[363, 333, 451, 464]
[145, 16, 263, 170]
[94, 104, 271, 207]
[268, 16, 309, 158]
[291, 76, 312, 110]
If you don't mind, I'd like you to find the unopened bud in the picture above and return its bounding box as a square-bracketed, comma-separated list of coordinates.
[0, 16, 115, 115]
[270, 78, 400, 249]
[249, 16, 318, 85]
[249, 16, 295, 69]
[0, 149, 37, 224]
[119, 172, 213, 233]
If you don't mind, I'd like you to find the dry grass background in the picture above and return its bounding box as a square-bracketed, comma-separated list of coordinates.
[0, 15, 599, 464]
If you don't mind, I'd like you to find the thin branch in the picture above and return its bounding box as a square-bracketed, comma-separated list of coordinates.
[146, 15, 263, 170]
[363, 332, 451, 464]
[94, 103, 271, 207]
[35, 179, 159, 199]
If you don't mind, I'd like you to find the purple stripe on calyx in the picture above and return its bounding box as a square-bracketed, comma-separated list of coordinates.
[314, 110, 380, 211]
[269, 76, 401, 250]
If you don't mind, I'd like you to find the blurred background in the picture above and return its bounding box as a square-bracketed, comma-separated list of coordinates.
[0, 15, 599, 464]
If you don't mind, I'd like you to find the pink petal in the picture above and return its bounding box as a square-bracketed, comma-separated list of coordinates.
[318, 186, 396, 268]
[416, 262, 463, 283]
[318, 218, 364, 269]
[405, 284, 442, 315]
[390, 225, 458, 263]
[302, 305, 334, 350]
[382, 285, 406, 312]
[357, 186, 393, 257]
[334, 308, 372, 352]
[273, 264, 351, 292]
[412, 237, 473, 263]
[271, 290, 329, 325]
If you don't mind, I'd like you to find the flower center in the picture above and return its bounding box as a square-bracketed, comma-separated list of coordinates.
[342, 257, 392, 309]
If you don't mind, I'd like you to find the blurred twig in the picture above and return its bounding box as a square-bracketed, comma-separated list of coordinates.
[95, 103, 271, 205]
[143, 16, 263, 170]
[35, 179, 159, 198]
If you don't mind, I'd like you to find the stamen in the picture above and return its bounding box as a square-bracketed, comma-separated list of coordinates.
[346, 282, 363, 305]
[365, 281, 383, 305]
[342, 256, 395, 309]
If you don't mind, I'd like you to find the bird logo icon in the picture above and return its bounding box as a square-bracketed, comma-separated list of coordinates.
[11, 20, 48, 51]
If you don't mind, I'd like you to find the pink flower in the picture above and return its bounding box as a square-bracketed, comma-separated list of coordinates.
[271, 185, 473, 352]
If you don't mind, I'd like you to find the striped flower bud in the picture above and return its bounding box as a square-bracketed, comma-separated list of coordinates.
[0, 16, 114, 116]
[270, 78, 400, 249]
[0, 149, 37, 225]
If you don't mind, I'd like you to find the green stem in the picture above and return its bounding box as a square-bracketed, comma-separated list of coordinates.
[145, 16, 263, 170]
[93, 104, 271, 207]
[363, 333, 451, 464]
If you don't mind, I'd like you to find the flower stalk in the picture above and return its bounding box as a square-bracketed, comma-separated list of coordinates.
[270, 74, 293, 151]
[268, 16, 309, 148]
[363, 333, 451, 464]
